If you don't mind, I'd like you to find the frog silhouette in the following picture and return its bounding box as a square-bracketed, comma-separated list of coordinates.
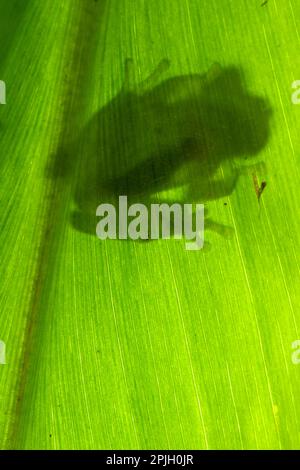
[50, 59, 272, 242]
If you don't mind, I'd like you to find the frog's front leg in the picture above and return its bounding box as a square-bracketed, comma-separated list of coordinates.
[138, 59, 170, 93]
[122, 58, 170, 93]
[237, 161, 267, 176]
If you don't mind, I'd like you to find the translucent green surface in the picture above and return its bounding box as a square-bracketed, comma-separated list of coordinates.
[0, 0, 300, 449]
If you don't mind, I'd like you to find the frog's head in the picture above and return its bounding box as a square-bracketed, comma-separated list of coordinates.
[198, 66, 272, 162]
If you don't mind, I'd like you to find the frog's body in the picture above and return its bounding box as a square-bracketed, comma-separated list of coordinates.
[60, 59, 271, 238]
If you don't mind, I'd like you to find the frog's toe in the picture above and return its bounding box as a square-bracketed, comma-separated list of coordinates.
[137, 58, 171, 93]
[239, 160, 267, 175]
[250, 161, 267, 173]
[206, 218, 235, 239]
[220, 225, 235, 239]
[206, 62, 222, 83]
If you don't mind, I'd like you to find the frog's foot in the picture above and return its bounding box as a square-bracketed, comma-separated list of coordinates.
[238, 160, 267, 176]
[206, 217, 235, 239]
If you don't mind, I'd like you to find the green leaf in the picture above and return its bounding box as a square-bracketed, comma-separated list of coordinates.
[1, 0, 300, 449]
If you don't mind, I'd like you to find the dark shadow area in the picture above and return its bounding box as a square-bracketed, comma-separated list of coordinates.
[49, 59, 272, 240]
[0, 0, 30, 71]
[0, 1, 30, 174]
